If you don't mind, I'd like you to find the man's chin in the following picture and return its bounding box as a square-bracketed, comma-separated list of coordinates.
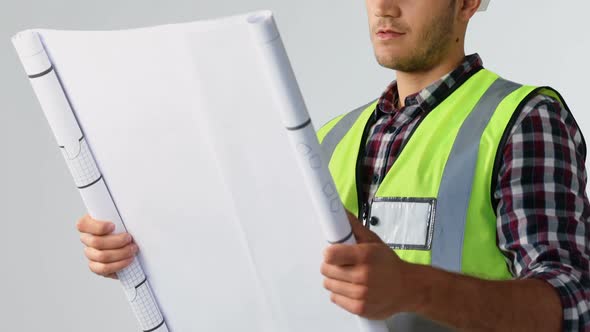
[377, 62, 397, 70]
[375, 55, 403, 71]
[374, 49, 411, 68]
[376, 54, 431, 73]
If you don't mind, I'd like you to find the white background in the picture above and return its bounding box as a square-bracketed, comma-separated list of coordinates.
[1, 1, 588, 330]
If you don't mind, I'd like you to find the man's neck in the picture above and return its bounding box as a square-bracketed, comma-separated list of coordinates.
[395, 50, 466, 108]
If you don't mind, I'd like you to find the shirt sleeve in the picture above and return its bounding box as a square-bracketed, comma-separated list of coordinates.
[494, 93, 590, 330]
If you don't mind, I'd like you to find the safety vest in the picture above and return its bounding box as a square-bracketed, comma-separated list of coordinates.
[317, 69, 580, 330]
[317, 68, 576, 279]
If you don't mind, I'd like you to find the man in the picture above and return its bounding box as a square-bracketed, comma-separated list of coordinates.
[76, 0, 590, 330]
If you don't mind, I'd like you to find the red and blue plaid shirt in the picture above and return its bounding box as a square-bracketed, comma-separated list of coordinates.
[361, 54, 590, 330]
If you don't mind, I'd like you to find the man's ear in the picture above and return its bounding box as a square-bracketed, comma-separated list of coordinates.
[457, 0, 481, 22]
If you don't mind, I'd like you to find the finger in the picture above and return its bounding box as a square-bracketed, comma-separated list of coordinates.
[349, 216, 382, 244]
[84, 243, 138, 263]
[323, 278, 369, 300]
[321, 262, 368, 284]
[324, 244, 374, 265]
[330, 292, 367, 317]
[80, 232, 133, 250]
[77, 214, 116, 236]
[324, 244, 361, 265]
[89, 257, 134, 277]
[345, 210, 358, 223]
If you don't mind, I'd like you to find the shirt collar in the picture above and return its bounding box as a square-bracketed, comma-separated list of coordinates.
[376, 53, 484, 115]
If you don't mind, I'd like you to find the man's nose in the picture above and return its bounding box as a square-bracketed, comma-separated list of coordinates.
[370, 0, 402, 18]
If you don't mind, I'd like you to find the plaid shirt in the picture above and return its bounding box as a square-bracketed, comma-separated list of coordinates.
[361, 54, 590, 330]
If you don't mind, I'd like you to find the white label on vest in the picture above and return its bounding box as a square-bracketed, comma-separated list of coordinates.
[368, 197, 436, 250]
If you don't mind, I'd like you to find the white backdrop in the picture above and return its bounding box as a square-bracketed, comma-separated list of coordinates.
[1, 1, 588, 331]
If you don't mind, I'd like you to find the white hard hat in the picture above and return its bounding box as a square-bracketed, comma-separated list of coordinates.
[478, 0, 490, 12]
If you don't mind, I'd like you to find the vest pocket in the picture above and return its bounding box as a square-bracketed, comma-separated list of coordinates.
[368, 197, 437, 250]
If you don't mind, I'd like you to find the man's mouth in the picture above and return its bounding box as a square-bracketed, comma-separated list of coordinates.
[376, 28, 405, 40]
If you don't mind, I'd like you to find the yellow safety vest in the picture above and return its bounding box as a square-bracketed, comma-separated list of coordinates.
[317, 68, 575, 279]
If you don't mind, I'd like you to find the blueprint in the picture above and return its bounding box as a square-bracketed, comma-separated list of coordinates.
[12, 10, 387, 332]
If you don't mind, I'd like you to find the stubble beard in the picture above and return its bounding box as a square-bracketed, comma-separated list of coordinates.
[375, 10, 456, 73]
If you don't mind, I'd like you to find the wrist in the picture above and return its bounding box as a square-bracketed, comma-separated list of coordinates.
[398, 261, 434, 315]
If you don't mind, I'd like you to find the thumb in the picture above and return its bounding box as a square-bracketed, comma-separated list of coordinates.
[345, 210, 383, 244]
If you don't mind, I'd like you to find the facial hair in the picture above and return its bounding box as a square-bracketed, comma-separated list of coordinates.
[375, 8, 456, 72]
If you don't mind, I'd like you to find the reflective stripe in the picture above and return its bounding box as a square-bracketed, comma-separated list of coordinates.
[432, 78, 521, 272]
[320, 99, 377, 160]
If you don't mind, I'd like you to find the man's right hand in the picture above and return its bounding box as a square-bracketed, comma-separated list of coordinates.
[76, 214, 138, 279]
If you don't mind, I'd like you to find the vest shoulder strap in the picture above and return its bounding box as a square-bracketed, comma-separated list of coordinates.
[320, 99, 377, 161]
[433, 77, 522, 272]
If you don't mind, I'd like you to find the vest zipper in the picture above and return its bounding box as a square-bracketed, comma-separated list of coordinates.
[355, 111, 377, 224]
[361, 203, 369, 227]
[378, 126, 403, 185]
[367, 125, 403, 227]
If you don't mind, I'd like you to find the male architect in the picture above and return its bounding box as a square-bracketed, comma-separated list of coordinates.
[76, 0, 590, 330]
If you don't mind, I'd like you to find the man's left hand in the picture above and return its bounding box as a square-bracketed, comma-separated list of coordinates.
[320, 211, 420, 320]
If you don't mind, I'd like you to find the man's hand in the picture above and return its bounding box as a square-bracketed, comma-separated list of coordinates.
[321, 213, 563, 330]
[76, 214, 137, 279]
[320, 211, 420, 320]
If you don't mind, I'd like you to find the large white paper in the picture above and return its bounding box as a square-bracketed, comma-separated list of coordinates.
[13, 11, 389, 332]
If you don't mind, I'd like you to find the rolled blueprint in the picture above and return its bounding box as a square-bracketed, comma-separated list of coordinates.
[12, 31, 169, 332]
[247, 12, 388, 332]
